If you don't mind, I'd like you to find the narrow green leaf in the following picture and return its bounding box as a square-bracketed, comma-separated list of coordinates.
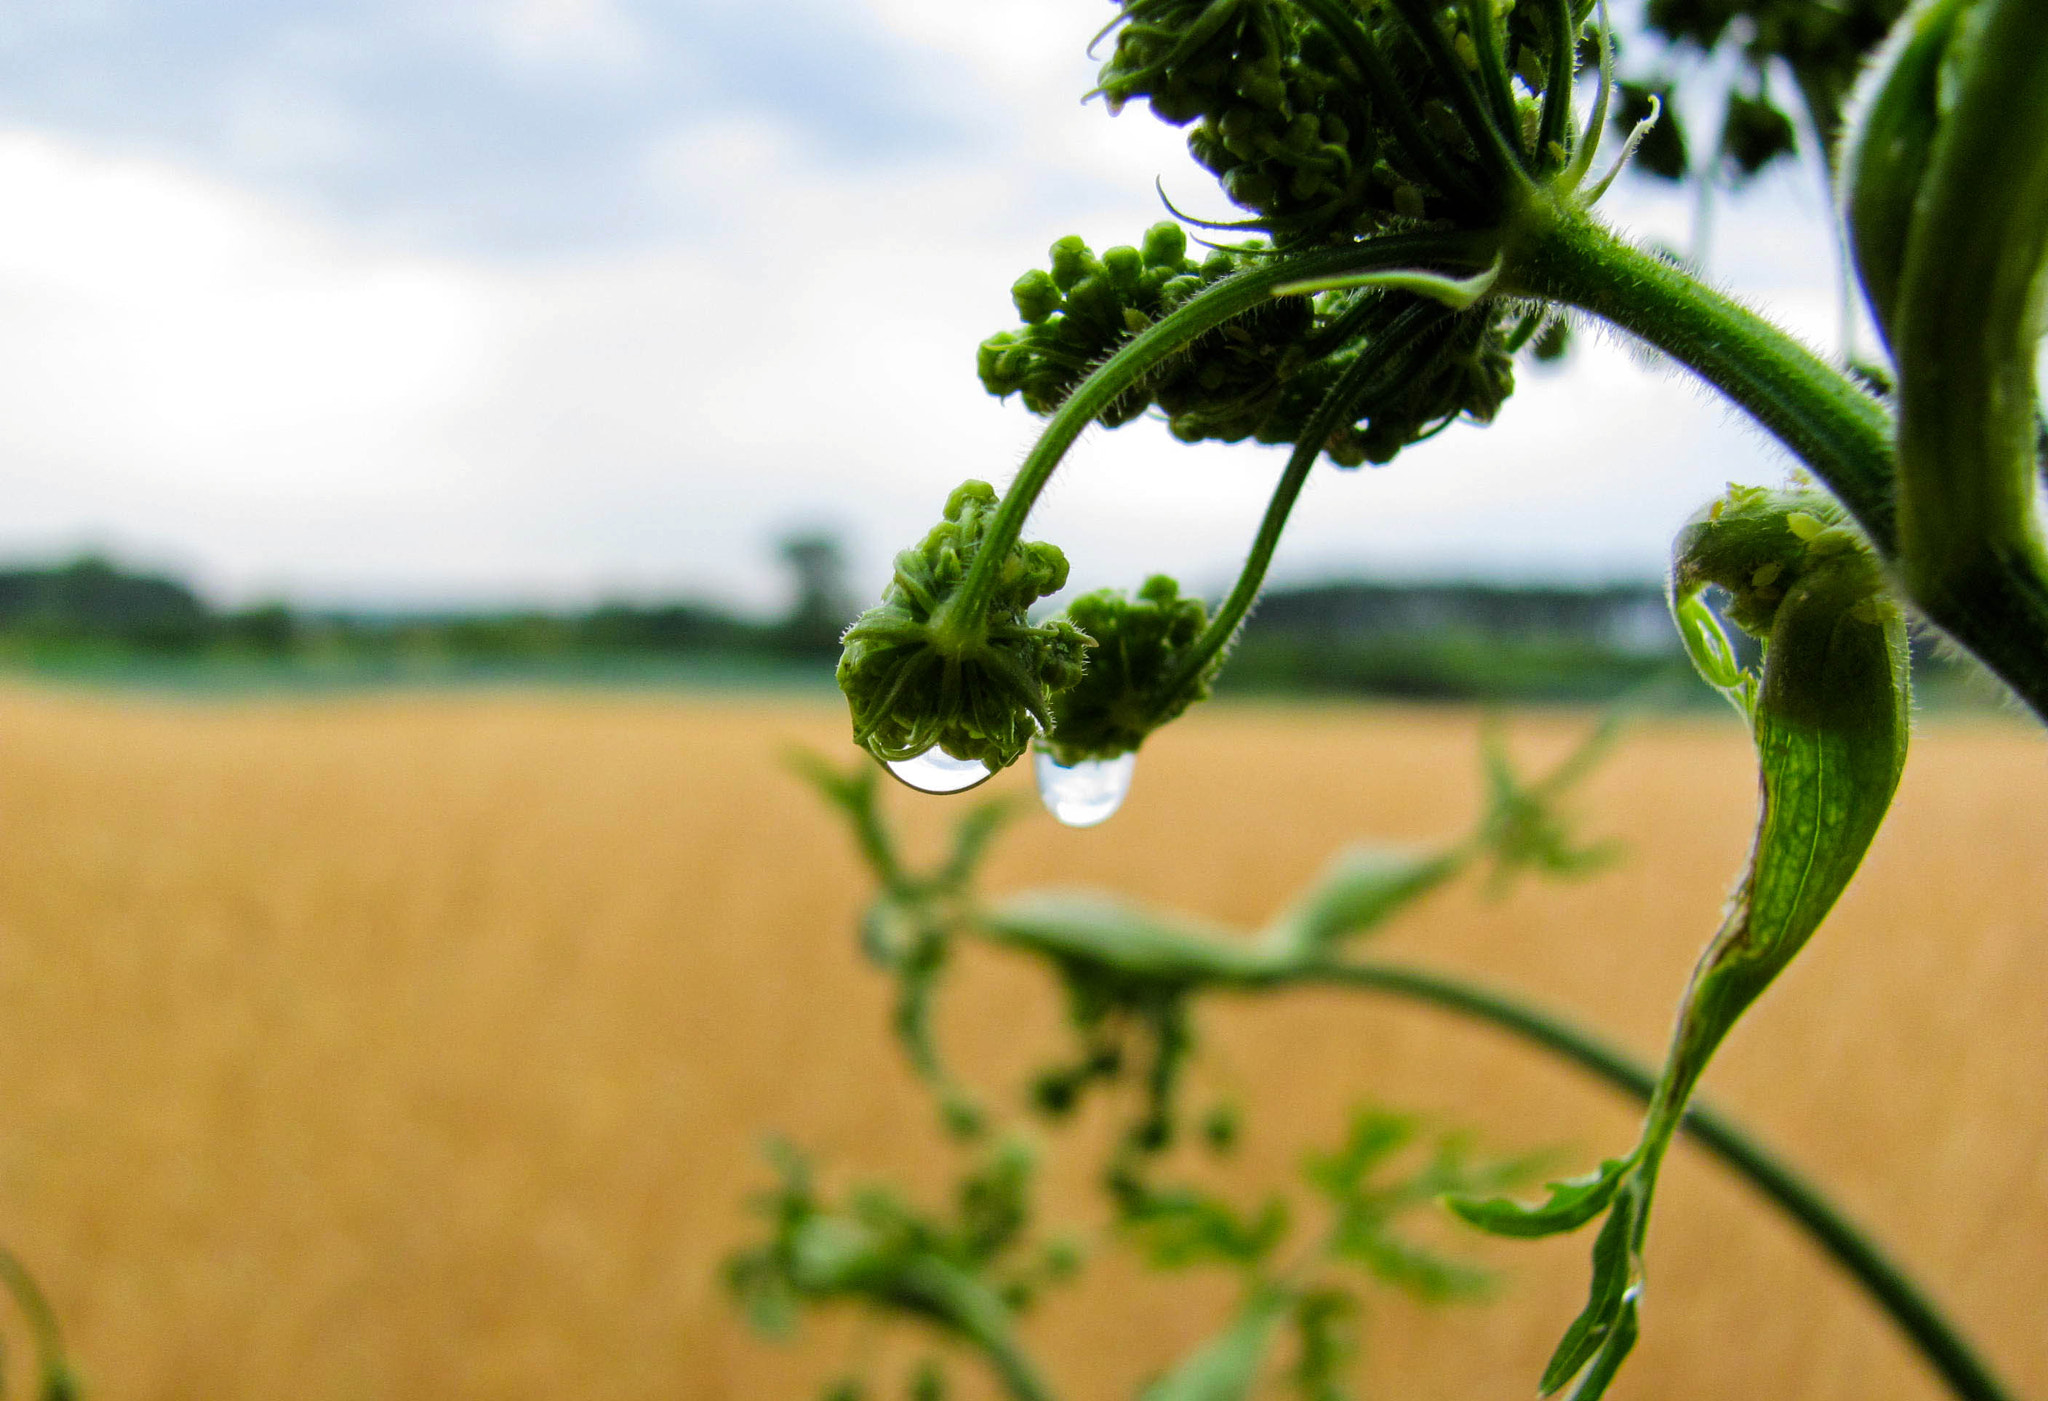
[1561, 1293, 1640, 1401]
[1538, 1192, 1638, 1394]
[1445, 1158, 1627, 1239]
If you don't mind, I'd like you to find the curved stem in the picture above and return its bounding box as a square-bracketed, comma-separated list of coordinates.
[1287, 961, 2016, 1401]
[1509, 209, 2048, 722]
[0, 1246, 71, 1399]
[940, 231, 1501, 638]
[1505, 212, 1898, 551]
[1457, 0, 1523, 159]
[1153, 302, 1451, 710]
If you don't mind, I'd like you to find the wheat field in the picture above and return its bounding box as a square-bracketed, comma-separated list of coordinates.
[0, 684, 2039, 1401]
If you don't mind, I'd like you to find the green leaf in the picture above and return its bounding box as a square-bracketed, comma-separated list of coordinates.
[1340, 1233, 1493, 1304]
[1445, 1158, 1628, 1239]
[1119, 1183, 1290, 1271]
[1560, 1291, 1640, 1401]
[1141, 1288, 1294, 1401]
[1289, 1288, 1359, 1401]
[1538, 1190, 1640, 1393]
[1264, 847, 1459, 957]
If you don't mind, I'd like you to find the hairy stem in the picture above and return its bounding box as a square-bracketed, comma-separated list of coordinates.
[1504, 212, 1898, 549]
[1289, 962, 2015, 1401]
[1154, 301, 1452, 710]
[1508, 209, 2048, 721]
[941, 231, 1500, 638]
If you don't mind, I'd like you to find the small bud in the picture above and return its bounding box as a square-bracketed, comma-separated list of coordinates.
[839, 481, 1091, 772]
[1101, 244, 1145, 293]
[1138, 220, 1187, 270]
[1048, 235, 1095, 291]
[1042, 576, 1216, 765]
[1010, 268, 1062, 324]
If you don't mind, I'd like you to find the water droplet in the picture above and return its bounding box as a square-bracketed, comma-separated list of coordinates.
[884, 747, 995, 794]
[1034, 748, 1136, 827]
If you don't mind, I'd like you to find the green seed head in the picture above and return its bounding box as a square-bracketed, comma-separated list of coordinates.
[838, 481, 1091, 772]
[1042, 576, 1216, 766]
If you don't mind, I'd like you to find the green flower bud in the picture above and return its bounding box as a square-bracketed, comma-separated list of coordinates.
[975, 332, 1022, 396]
[1048, 235, 1096, 291]
[1010, 268, 1062, 324]
[1042, 576, 1216, 765]
[1101, 244, 1145, 294]
[1141, 220, 1188, 269]
[839, 481, 1092, 772]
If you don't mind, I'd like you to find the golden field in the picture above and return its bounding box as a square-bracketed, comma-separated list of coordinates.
[0, 684, 2040, 1401]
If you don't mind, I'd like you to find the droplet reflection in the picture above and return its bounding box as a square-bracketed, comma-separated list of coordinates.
[1034, 749, 1136, 827]
[884, 747, 995, 794]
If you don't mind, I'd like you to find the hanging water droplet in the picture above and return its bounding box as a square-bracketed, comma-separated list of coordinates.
[884, 747, 995, 794]
[1033, 748, 1136, 827]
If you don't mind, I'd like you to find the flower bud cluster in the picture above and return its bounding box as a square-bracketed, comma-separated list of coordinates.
[1042, 576, 1217, 765]
[1099, 0, 1370, 239]
[838, 481, 1091, 771]
[977, 224, 1240, 420]
[979, 229, 1518, 466]
[1096, 0, 1585, 242]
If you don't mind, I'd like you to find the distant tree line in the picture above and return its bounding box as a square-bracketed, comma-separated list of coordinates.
[0, 545, 1990, 705]
[0, 535, 855, 664]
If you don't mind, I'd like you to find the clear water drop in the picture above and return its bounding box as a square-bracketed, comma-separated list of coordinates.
[884, 747, 995, 794]
[1033, 748, 1137, 828]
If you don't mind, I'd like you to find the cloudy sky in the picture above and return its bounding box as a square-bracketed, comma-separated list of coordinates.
[0, 0, 1856, 615]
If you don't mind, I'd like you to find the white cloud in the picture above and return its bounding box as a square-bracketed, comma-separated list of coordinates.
[456, 0, 649, 75]
[0, 0, 1859, 615]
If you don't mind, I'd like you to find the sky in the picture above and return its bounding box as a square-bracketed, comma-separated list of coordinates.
[0, 0, 1862, 616]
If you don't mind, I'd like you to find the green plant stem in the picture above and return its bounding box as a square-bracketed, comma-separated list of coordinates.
[1153, 303, 1450, 711]
[1535, 0, 1575, 166]
[1891, 0, 2048, 726]
[1506, 209, 2048, 722]
[1505, 212, 1899, 551]
[1290, 961, 2015, 1401]
[938, 231, 1501, 642]
[902, 1257, 1059, 1401]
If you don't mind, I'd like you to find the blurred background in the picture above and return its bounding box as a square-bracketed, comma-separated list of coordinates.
[0, 3, 2040, 1401]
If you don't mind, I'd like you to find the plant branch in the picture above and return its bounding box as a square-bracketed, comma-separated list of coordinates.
[1153, 301, 1452, 712]
[1506, 209, 2048, 721]
[941, 231, 1501, 634]
[901, 1256, 1060, 1401]
[1891, 0, 2048, 725]
[1287, 962, 2016, 1401]
[1503, 212, 1898, 550]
